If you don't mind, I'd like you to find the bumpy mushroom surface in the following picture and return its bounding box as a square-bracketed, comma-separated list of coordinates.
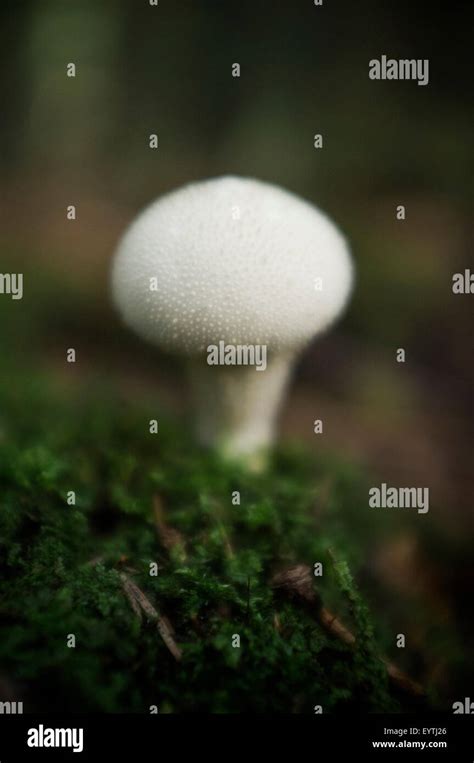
[112, 176, 353, 464]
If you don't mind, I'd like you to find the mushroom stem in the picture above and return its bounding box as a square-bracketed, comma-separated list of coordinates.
[188, 352, 294, 467]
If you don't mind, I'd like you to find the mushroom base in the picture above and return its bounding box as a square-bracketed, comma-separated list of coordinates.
[187, 352, 294, 467]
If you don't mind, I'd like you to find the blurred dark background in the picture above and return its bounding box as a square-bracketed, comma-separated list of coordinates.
[0, 0, 473, 703]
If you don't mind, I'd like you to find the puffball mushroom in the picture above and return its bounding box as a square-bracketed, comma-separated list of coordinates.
[112, 176, 353, 466]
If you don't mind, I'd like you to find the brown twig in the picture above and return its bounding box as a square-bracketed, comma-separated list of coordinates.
[121, 575, 143, 622]
[120, 572, 182, 662]
[272, 564, 321, 606]
[384, 661, 423, 696]
[271, 564, 424, 698]
[153, 495, 186, 558]
[319, 606, 355, 645]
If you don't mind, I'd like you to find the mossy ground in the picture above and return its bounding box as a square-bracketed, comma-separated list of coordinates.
[0, 373, 433, 714]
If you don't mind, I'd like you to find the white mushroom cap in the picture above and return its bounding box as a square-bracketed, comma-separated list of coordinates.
[112, 176, 353, 355]
[112, 176, 353, 465]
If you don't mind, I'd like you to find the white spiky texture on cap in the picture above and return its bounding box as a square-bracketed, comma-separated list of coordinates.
[112, 176, 352, 354]
[112, 176, 353, 465]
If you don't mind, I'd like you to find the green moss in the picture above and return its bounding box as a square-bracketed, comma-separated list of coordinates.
[0, 376, 427, 713]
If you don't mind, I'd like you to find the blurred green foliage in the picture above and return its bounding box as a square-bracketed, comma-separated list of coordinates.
[0, 377, 429, 713]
